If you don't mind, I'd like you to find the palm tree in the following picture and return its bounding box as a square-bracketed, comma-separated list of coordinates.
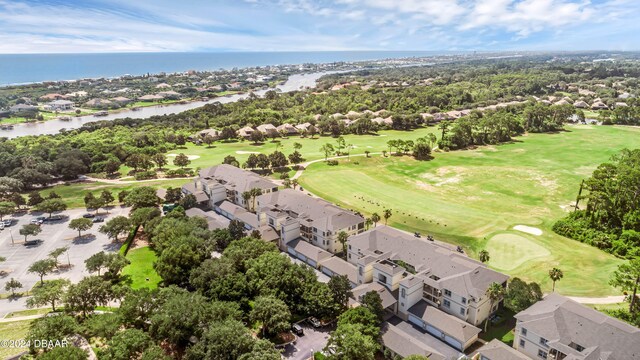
[291, 179, 299, 190]
[365, 218, 373, 230]
[242, 191, 252, 210]
[250, 188, 262, 212]
[484, 282, 504, 332]
[479, 250, 490, 263]
[383, 209, 392, 225]
[549, 268, 564, 292]
[337, 231, 349, 258]
[371, 213, 380, 227]
[438, 120, 451, 140]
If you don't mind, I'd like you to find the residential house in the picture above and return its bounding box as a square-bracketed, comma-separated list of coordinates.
[573, 100, 589, 109]
[256, 188, 365, 254]
[45, 100, 74, 111]
[256, 123, 278, 136]
[237, 126, 255, 138]
[348, 226, 509, 328]
[138, 94, 164, 102]
[276, 123, 299, 136]
[9, 104, 38, 115]
[513, 293, 640, 360]
[157, 91, 182, 99]
[183, 164, 278, 210]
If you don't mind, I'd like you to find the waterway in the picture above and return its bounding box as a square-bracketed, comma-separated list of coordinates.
[2, 71, 331, 138]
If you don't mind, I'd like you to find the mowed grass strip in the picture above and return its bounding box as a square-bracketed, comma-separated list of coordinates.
[122, 246, 162, 290]
[299, 125, 640, 297]
[0, 319, 33, 359]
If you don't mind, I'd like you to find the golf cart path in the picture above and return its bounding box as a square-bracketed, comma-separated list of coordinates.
[292, 152, 384, 180]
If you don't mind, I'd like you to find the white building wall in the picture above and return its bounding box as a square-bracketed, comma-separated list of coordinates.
[398, 281, 423, 318]
[513, 323, 550, 360]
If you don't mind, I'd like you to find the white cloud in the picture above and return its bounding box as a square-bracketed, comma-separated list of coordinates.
[0, 0, 637, 53]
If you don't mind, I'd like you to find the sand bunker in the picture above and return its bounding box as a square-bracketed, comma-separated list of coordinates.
[167, 154, 200, 160]
[235, 151, 261, 154]
[514, 225, 543, 236]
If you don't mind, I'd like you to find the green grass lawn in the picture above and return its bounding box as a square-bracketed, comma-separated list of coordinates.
[122, 246, 162, 290]
[4, 308, 51, 319]
[298, 125, 640, 297]
[39, 178, 191, 208]
[479, 309, 516, 346]
[155, 127, 439, 173]
[0, 319, 33, 359]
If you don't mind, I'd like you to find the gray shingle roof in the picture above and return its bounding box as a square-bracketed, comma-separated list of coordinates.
[381, 323, 446, 360]
[515, 293, 640, 360]
[318, 256, 357, 284]
[350, 226, 508, 299]
[408, 300, 481, 343]
[472, 339, 530, 360]
[258, 189, 363, 232]
[199, 164, 277, 194]
[287, 238, 332, 263]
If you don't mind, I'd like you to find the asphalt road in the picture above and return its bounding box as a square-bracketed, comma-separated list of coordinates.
[0, 206, 130, 316]
[282, 322, 332, 360]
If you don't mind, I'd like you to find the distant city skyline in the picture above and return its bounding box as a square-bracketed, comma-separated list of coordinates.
[0, 0, 639, 54]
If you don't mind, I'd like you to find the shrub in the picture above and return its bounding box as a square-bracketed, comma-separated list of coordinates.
[134, 171, 157, 181]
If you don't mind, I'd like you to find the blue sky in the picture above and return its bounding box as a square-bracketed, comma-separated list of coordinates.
[0, 0, 638, 53]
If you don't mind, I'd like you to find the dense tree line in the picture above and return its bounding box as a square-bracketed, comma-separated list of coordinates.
[554, 149, 640, 258]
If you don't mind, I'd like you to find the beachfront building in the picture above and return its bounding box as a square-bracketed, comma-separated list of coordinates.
[513, 293, 640, 360]
[256, 188, 365, 254]
[348, 226, 509, 328]
[182, 164, 279, 210]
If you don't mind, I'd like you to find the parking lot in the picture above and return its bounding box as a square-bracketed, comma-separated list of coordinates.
[0, 206, 131, 297]
[282, 321, 333, 360]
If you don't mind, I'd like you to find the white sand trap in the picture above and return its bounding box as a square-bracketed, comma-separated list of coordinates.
[167, 153, 200, 160]
[514, 225, 543, 236]
[235, 151, 261, 154]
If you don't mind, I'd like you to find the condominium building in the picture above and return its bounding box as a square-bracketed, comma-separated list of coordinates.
[513, 293, 640, 360]
[256, 189, 365, 253]
[348, 226, 509, 328]
[182, 164, 279, 209]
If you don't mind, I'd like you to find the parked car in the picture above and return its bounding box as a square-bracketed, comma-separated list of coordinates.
[47, 214, 66, 222]
[93, 217, 105, 223]
[292, 324, 304, 336]
[82, 213, 95, 218]
[2, 219, 13, 226]
[23, 239, 43, 247]
[309, 317, 321, 328]
[31, 219, 44, 225]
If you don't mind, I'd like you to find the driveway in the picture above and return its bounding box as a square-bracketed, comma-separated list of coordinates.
[282, 322, 333, 360]
[0, 206, 130, 315]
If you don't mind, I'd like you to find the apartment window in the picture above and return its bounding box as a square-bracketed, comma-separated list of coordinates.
[519, 339, 525, 348]
[401, 288, 406, 298]
[348, 254, 351, 259]
[378, 274, 387, 284]
[348, 245, 351, 250]
[444, 289, 452, 297]
[313, 235, 317, 241]
[521, 328, 527, 336]
[459, 307, 465, 316]
[359, 267, 363, 276]
[313, 227, 317, 233]
[269, 218, 274, 226]
[537, 350, 548, 359]
[443, 299, 451, 308]
[461, 297, 467, 304]
[539, 338, 548, 347]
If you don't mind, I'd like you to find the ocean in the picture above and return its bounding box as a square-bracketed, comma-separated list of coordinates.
[0, 51, 447, 86]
